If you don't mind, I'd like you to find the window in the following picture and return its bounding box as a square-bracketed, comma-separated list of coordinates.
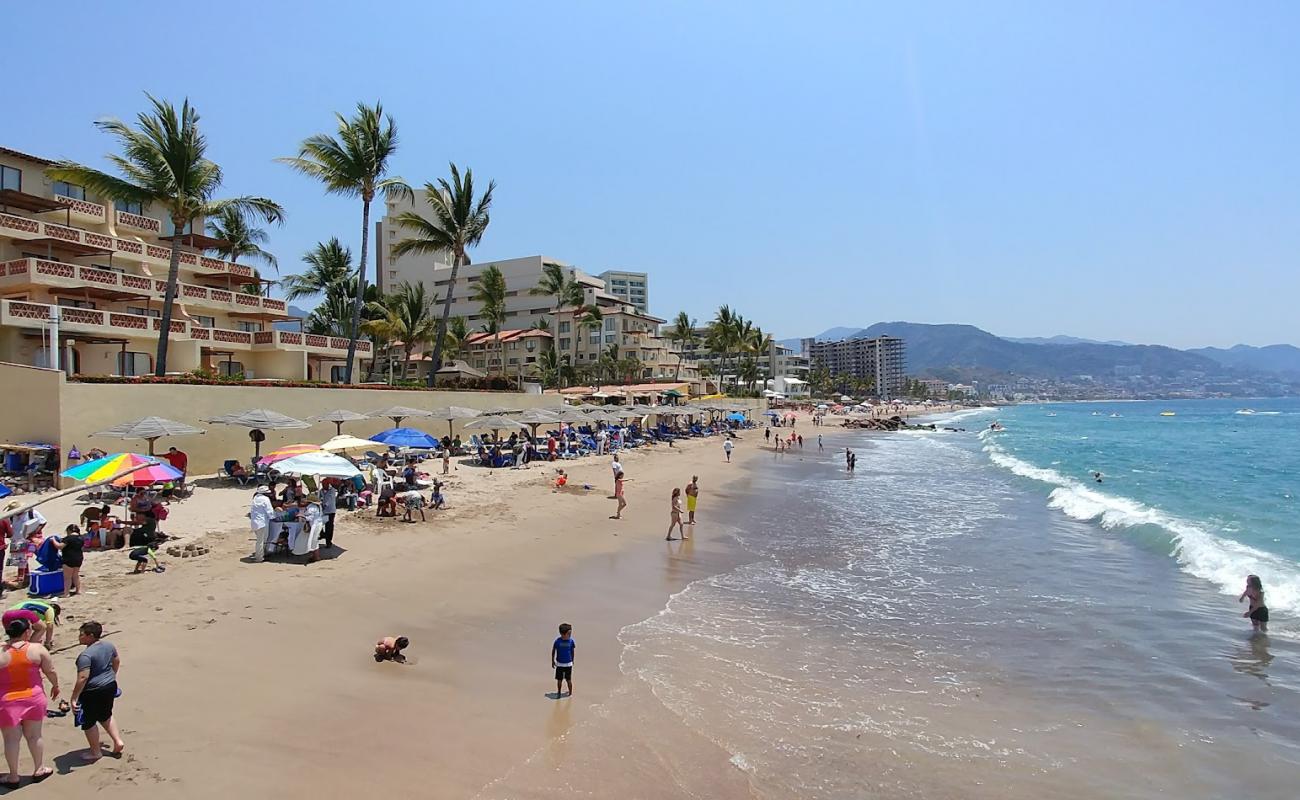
[605, 334, 616, 344]
[117, 351, 151, 376]
[588, 333, 600, 344]
[0, 166, 20, 192]
[507, 341, 518, 351]
[235, 321, 262, 333]
[51, 181, 85, 200]
[525, 356, 536, 364]
[330, 365, 348, 383]
[559, 338, 570, 350]
[558, 321, 570, 333]
[126, 306, 160, 318]
[114, 199, 143, 215]
[389, 271, 397, 279]
[604, 318, 616, 331]
[475, 360, 487, 369]
[508, 358, 519, 365]
[217, 360, 244, 377]
[191, 315, 215, 328]
[57, 298, 96, 309]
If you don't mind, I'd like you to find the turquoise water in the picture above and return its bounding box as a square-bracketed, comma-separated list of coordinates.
[981, 399, 1300, 617]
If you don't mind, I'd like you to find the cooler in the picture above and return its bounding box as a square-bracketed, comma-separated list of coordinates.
[28, 569, 63, 597]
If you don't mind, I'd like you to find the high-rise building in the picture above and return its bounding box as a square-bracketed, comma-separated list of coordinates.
[805, 335, 906, 398]
[597, 270, 649, 314]
[0, 146, 362, 381]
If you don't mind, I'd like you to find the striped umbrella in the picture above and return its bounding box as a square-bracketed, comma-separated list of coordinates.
[62, 452, 160, 482]
[257, 444, 323, 467]
[111, 461, 183, 487]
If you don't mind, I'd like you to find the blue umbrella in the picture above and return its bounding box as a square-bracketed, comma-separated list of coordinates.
[0, 484, 11, 499]
[727, 412, 747, 422]
[370, 427, 439, 449]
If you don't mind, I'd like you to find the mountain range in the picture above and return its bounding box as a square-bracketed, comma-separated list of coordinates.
[778, 323, 1300, 385]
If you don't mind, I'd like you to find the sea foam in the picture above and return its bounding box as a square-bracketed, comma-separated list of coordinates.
[984, 439, 1300, 617]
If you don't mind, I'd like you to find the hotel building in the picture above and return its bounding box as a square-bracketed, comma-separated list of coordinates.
[803, 335, 906, 399]
[596, 270, 649, 314]
[0, 146, 365, 381]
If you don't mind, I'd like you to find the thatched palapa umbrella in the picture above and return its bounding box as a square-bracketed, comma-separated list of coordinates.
[204, 409, 312, 459]
[309, 409, 370, 436]
[428, 406, 483, 439]
[92, 416, 204, 456]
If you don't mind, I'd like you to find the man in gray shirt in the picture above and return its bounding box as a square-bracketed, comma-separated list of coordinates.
[320, 483, 338, 549]
[70, 621, 125, 761]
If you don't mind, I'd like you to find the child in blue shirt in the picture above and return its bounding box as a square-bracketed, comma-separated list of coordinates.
[551, 623, 575, 698]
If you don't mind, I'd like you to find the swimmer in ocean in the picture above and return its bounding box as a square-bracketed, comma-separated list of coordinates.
[1092, 471, 1103, 483]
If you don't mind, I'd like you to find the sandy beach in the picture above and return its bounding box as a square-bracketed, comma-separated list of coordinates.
[15, 424, 770, 798]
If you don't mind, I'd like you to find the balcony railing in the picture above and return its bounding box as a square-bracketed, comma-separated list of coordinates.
[1, 299, 369, 357]
[0, 212, 257, 277]
[53, 196, 108, 223]
[0, 257, 289, 317]
[114, 209, 161, 233]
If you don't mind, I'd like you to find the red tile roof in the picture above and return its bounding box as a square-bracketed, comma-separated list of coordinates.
[463, 329, 553, 346]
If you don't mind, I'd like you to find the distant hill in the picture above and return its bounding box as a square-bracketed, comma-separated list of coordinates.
[274, 304, 312, 331]
[776, 326, 864, 351]
[1004, 335, 1131, 346]
[1189, 344, 1300, 377]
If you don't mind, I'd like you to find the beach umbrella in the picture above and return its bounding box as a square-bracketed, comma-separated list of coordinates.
[257, 443, 323, 467]
[727, 412, 747, 422]
[480, 405, 523, 416]
[0, 484, 10, 499]
[309, 409, 370, 436]
[63, 452, 162, 482]
[367, 406, 433, 428]
[320, 434, 383, 453]
[516, 408, 560, 438]
[370, 427, 439, 449]
[428, 406, 482, 439]
[110, 461, 183, 488]
[91, 416, 205, 456]
[204, 409, 312, 459]
[463, 416, 527, 436]
[273, 451, 363, 479]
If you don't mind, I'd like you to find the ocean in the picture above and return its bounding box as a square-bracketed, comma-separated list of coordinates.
[479, 401, 1300, 799]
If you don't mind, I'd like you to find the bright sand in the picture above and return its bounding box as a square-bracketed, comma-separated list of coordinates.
[19, 421, 797, 797]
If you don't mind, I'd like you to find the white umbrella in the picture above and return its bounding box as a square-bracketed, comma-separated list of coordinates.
[320, 434, 383, 453]
[204, 409, 312, 459]
[428, 405, 483, 438]
[309, 409, 370, 436]
[463, 416, 527, 432]
[273, 451, 362, 479]
[368, 406, 433, 428]
[92, 416, 204, 456]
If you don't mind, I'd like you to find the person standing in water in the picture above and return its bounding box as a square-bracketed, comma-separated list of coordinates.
[817, 434, 823, 452]
[1239, 575, 1269, 633]
[685, 476, 699, 525]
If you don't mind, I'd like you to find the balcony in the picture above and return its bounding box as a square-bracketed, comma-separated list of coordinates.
[113, 209, 162, 234]
[0, 258, 289, 317]
[1, 299, 370, 358]
[52, 196, 108, 225]
[0, 213, 256, 279]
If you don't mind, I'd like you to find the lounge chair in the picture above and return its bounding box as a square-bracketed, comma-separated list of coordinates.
[223, 460, 253, 485]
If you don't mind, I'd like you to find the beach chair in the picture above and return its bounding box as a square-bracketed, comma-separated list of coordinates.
[223, 460, 253, 485]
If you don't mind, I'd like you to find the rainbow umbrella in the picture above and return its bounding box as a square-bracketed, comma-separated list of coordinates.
[62, 452, 161, 483]
[111, 461, 183, 488]
[257, 444, 323, 467]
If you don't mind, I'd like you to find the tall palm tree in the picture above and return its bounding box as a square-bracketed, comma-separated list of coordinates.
[738, 358, 761, 392]
[537, 348, 562, 389]
[667, 311, 697, 382]
[47, 95, 284, 376]
[443, 315, 469, 364]
[390, 163, 495, 384]
[471, 264, 508, 376]
[279, 102, 410, 383]
[206, 206, 278, 273]
[282, 238, 353, 302]
[706, 305, 741, 394]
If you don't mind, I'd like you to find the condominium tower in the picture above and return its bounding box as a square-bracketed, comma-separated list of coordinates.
[802, 335, 906, 398]
[597, 270, 649, 315]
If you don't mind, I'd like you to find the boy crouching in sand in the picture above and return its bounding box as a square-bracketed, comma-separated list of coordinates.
[375, 636, 409, 663]
[551, 623, 575, 698]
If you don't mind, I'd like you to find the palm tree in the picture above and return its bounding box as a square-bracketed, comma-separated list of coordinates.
[305, 287, 354, 337]
[705, 305, 741, 394]
[738, 358, 761, 392]
[471, 265, 508, 377]
[47, 95, 284, 376]
[537, 348, 562, 389]
[206, 206, 278, 274]
[443, 315, 469, 364]
[282, 238, 353, 302]
[529, 261, 584, 310]
[667, 311, 697, 382]
[279, 102, 411, 383]
[375, 281, 439, 380]
[575, 305, 604, 374]
[389, 163, 495, 384]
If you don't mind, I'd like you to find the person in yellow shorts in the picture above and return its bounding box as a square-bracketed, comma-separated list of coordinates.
[685, 476, 699, 525]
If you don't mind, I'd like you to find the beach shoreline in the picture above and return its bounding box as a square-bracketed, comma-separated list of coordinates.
[20, 427, 770, 798]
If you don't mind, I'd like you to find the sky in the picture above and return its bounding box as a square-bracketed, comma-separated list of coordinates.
[2, 2, 1297, 349]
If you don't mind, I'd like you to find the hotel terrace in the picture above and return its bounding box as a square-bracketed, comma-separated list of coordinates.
[0, 146, 366, 381]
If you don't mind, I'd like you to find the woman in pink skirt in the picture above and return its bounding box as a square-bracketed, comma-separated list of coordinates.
[0, 617, 59, 785]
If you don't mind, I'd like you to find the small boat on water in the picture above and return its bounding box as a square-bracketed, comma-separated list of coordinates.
[1110, 413, 1121, 418]
[1046, 412, 1057, 417]
[1236, 409, 1256, 415]
[1159, 411, 1176, 417]
[1091, 411, 1101, 416]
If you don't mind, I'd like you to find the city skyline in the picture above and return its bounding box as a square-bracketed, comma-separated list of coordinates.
[2, 2, 1296, 349]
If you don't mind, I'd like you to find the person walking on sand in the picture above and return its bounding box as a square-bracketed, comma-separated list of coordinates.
[685, 476, 699, 525]
[1239, 575, 1269, 633]
[818, 434, 823, 452]
[723, 438, 734, 462]
[610, 455, 622, 494]
[69, 621, 124, 762]
[0, 616, 58, 785]
[667, 488, 686, 540]
[249, 486, 273, 562]
[320, 482, 338, 550]
[551, 623, 575, 698]
[611, 471, 627, 520]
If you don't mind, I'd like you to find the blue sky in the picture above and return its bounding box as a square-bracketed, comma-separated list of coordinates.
[3, 2, 1296, 348]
